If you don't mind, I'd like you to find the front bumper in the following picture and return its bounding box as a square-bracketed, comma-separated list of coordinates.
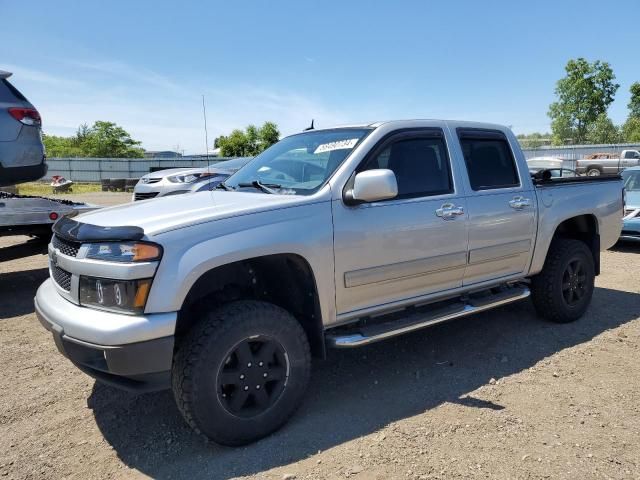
[0, 159, 47, 187]
[35, 279, 176, 392]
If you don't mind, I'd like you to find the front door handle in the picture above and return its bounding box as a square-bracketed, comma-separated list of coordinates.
[436, 203, 465, 220]
[509, 196, 531, 209]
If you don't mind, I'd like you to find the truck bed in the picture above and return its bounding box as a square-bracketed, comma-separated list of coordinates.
[532, 173, 622, 186]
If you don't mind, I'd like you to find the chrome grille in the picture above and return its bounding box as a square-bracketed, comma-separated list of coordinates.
[134, 192, 159, 201]
[52, 235, 80, 257]
[52, 265, 72, 291]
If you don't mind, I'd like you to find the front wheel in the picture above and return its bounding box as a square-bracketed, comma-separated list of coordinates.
[531, 239, 595, 323]
[172, 300, 311, 445]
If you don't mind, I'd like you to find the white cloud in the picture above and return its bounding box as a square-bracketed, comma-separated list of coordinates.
[7, 61, 362, 153]
[1, 63, 86, 89]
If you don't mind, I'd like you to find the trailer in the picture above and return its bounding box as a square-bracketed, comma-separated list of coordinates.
[0, 191, 98, 240]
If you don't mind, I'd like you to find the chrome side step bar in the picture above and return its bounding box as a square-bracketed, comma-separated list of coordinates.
[326, 286, 530, 348]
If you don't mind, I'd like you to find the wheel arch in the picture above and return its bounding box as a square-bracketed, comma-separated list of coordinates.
[176, 253, 326, 358]
[549, 214, 600, 275]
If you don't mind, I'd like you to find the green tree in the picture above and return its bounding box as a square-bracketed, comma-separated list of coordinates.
[622, 117, 640, 143]
[516, 132, 551, 149]
[628, 82, 640, 119]
[548, 58, 619, 145]
[220, 129, 251, 156]
[217, 122, 280, 157]
[42, 121, 144, 158]
[621, 82, 640, 142]
[82, 121, 144, 158]
[586, 114, 621, 144]
[42, 133, 85, 157]
[245, 124, 260, 155]
[259, 121, 280, 148]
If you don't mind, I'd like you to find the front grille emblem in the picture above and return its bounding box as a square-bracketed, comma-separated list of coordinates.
[50, 249, 58, 267]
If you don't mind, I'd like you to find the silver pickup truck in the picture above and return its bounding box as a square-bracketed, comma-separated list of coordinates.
[35, 120, 623, 445]
[575, 149, 640, 176]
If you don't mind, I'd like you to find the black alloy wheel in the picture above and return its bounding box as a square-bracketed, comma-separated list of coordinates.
[217, 336, 289, 418]
[561, 258, 588, 306]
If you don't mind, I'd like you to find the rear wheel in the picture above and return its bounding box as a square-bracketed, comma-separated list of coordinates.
[586, 167, 602, 176]
[172, 300, 311, 445]
[531, 239, 595, 323]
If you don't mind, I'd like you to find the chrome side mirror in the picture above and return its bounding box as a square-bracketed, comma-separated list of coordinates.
[348, 169, 398, 203]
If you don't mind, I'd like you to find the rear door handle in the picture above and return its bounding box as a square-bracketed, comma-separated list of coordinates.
[436, 203, 465, 220]
[509, 196, 531, 209]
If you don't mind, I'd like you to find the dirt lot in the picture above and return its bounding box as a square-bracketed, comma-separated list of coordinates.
[1, 193, 639, 479]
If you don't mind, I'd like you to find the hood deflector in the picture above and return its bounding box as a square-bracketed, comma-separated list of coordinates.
[53, 216, 144, 242]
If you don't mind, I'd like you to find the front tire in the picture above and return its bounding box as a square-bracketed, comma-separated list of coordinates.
[172, 300, 311, 445]
[531, 239, 595, 323]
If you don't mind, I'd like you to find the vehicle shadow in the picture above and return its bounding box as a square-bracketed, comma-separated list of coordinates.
[0, 267, 49, 319]
[610, 240, 640, 253]
[89, 286, 640, 479]
[0, 237, 48, 263]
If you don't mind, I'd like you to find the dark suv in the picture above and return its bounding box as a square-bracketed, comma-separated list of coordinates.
[0, 70, 46, 187]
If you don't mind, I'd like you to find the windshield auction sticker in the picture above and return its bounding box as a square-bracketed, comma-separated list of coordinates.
[314, 138, 359, 154]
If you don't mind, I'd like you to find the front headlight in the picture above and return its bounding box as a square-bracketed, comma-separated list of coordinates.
[79, 276, 152, 314]
[167, 173, 200, 183]
[85, 242, 162, 262]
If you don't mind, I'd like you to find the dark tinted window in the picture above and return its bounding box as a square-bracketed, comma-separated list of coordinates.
[624, 151, 639, 159]
[0, 79, 27, 102]
[460, 135, 519, 190]
[361, 136, 453, 198]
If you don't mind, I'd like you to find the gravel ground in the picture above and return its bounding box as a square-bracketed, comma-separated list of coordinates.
[1, 193, 639, 479]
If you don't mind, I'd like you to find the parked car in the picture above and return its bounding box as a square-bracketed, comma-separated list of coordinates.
[621, 166, 640, 241]
[36, 120, 623, 446]
[0, 70, 46, 186]
[575, 150, 640, 176]
[527, 156, 579, 178]
[132, 157, 251, 200]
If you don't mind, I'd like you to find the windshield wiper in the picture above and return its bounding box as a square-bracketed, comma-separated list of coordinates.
[215, 181, 234, 191]
[237, 180, 281, 194]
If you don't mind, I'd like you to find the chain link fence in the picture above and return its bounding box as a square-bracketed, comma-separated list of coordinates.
[44, 157, 233, 182]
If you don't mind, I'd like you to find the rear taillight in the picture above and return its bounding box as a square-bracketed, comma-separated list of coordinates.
[8, 107, 41, 127]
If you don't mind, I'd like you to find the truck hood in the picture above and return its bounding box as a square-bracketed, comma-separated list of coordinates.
[74, 191, 312, 236]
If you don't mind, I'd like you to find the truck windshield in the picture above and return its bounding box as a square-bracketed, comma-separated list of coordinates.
[622, 170, 640, 191]
[224, 128, 372, 195]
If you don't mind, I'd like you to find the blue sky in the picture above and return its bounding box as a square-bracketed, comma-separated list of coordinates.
[1, 0, 639, 153]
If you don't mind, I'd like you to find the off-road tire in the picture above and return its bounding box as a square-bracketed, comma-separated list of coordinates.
[172, 300, 311, 445]
[531, 239, 595, 323]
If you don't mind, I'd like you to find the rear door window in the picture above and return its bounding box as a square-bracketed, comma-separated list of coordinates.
[458, 130, 520, 190]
